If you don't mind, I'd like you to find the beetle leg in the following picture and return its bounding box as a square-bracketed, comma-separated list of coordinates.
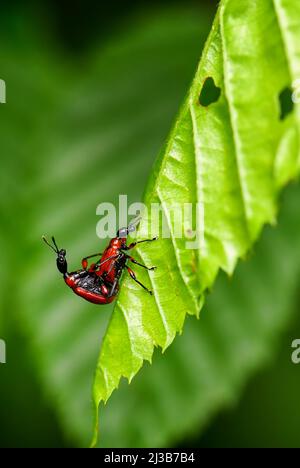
[106, 253, 123, 274]
[82, 252, 103, 270]
[127, 267, 153, 295]
[107, 278, 119, 298]
[125, 237, 158, 250]
[125, 255, 156, 271]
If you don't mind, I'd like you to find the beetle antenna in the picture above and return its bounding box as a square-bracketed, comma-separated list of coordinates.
[128, 216, 142, 233]
[42, 236, 59, 254]
[51, 237, 60, 253]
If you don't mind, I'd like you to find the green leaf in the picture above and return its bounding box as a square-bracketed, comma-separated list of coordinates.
[92, 0, 300, 444]
[99, 183, 300, 447]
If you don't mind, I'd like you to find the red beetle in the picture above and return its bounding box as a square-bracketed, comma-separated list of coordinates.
[43, 223, 157, 305]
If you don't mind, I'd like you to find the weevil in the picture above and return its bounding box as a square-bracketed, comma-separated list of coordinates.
[43, 223, 157, 305]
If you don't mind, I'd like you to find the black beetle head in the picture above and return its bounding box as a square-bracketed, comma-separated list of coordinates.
[117, 227, 128, 238]
[56, 249, 67, 274]
[43, 236, 68, 275]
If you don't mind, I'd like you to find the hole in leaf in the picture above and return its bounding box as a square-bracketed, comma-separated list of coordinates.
[199, 77, 221, 107]
[279, 86, 294, 120]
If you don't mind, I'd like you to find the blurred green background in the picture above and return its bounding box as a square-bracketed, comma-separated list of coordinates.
[1, 0, 300, 448]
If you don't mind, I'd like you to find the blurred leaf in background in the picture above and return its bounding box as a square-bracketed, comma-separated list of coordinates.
[1, 0, 300, 449]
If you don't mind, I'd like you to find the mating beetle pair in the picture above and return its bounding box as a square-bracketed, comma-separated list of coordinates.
[43, 222, 157, 305]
